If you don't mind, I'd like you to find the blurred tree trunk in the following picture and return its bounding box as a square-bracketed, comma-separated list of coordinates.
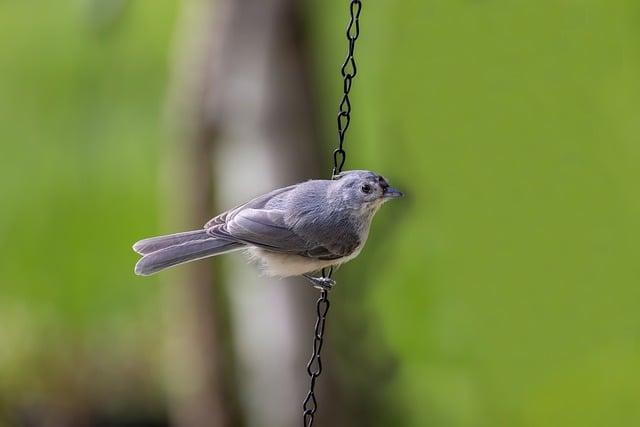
[162, 1, 241, 426]
[161, 1, 236, 427]
[162, 0, 332, 426]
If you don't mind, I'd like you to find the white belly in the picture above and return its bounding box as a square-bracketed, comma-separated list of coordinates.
[246, 242, 365, 278]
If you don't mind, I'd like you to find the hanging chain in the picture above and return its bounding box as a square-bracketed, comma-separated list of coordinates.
[302, 283, 330, 426]
[303, 1, 363, 426]
[332, 0, 362, 177]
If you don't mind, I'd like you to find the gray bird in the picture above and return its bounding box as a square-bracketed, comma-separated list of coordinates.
[132, 170, 403, 289]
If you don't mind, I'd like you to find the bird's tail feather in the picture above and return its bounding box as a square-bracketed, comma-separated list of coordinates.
[134, 238, 243, 276]
[133, 229, 210, 255]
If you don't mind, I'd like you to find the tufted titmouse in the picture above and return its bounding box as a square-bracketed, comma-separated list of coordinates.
[133, 170, 403, 289]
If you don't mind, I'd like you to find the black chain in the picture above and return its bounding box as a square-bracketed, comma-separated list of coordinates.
[302, 280, 330, 426]
[303, 1, 363, 426]
[332, 0, 362, 177]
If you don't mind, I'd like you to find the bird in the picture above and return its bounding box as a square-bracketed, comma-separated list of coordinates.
[132, 170, 403, 290]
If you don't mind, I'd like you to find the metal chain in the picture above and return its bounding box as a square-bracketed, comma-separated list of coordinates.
[302, 283, 330, 426]
[332, 0, 363, 177]
[303, 1, 363, 426]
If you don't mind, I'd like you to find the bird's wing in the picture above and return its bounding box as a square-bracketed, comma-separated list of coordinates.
[205, 186, 359, 260]
[204, 184, 296, 229]
[208, 207, 351, 260]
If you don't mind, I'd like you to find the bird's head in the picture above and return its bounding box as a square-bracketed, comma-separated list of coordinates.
[331, 170, 403, 211]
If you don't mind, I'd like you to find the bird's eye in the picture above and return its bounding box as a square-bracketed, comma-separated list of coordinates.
[361, 184, 372, 194]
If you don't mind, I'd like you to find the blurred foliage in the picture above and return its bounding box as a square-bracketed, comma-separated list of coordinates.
[0, 0, 177, 423]
[311, 0, 640, 426]
[1, 0, 640, 426]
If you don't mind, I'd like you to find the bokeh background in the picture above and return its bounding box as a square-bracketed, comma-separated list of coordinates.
[1, 0, 639, 426]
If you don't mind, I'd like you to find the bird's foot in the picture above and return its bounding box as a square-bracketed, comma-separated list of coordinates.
[303, 274, 335, 291]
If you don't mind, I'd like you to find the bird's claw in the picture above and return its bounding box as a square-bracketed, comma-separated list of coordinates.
[303, 274, 335, 291]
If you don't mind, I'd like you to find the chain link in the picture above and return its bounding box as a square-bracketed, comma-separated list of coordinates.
[332, 0, 362, 177]
[302, 285, 330, 426]
[303, 1, 363, 426]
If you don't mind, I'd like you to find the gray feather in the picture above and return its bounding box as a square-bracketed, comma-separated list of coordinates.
[134, 238, 243, 276]
[133, 229, 210, 255]
[206, 182, 360, 260]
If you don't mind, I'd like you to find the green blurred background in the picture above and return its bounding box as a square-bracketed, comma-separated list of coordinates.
[1, 0, 639, 426]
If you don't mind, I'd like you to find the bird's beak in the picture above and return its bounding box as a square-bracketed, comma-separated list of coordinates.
[383, 186, 404, 199]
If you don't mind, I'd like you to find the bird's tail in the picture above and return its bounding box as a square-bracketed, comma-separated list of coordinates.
[133, 229, 211, 255]
[133, 231, 243, 276]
